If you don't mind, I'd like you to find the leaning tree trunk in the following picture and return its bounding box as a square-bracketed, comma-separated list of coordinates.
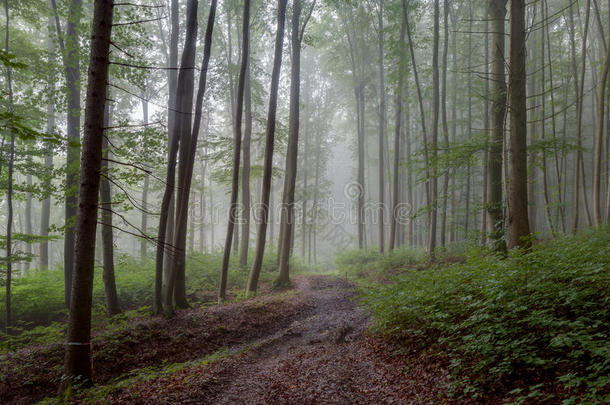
[219, 0, 250, 301]
[246, 0, 288, 295]
[62, 0, 113, 389]
[487, 0, 507, 252]
[508, 0, 531, 249]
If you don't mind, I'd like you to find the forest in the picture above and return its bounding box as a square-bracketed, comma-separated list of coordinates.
[0, 0, 609, 403]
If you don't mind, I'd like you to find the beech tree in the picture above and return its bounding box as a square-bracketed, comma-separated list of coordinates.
[62, 0, 114, 388]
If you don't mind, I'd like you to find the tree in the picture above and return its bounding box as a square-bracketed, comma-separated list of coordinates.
[246, 0, 288, 295]
[100, 93, 121, 315]
[50, 0, 83, 307]
[220, 0, 250, 301]
[389, 3, 406, 252]
[278, 0, 315, 285]
[487, 0, 507, 252]
[508, 0, 531, 249]
[62, 0, 114, 388]
[169, 0, 218, 310]
[427, 0, 440, 257]
[156, 0, 198, 316]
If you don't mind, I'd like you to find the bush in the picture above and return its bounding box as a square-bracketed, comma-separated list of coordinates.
[346, 228, 610, 401]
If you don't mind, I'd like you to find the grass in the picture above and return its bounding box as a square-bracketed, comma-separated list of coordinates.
[336, 228, 610, 403]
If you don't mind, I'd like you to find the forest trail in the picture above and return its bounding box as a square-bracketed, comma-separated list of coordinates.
[2, 275, 455, 404]
[105, 275, 455, 404]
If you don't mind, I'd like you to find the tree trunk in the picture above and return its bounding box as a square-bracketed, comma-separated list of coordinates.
[169, 0, 217, 311]
[154, 0, 179, 316]
[389, 9, 406, 252]
[62, 0, 113, 388]
[239, 61, 253, 267]
[100, 97, 121, 316]
[220, 0, 250, 300]
[4, 0, 15, 332]
[570, 0, 591, 233]
[377, 0, 386, 253]
[487, 0, 507, 252]
[51, 0, 82, 307]
[508, 0, 531, 249]
[440, 0, 451, 248]
[157, 0, 198, 317]
[140, 98, 149, 261]
[593, 0, 610, 226]
[427, 0, 440, 257]
[246, 0, 288, 295]
[278, 0, 303, 284]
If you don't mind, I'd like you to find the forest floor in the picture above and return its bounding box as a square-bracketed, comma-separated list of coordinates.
[0, 274, 478, 404]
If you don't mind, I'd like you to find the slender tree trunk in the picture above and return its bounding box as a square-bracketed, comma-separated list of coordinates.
[154, 0, 179, 315]
[169, 0, 217, 311]
[429, 0, 441, 255]
[62, 0, 113, 388]
[100, 97, 121, 315]
[593, 0, 610, 226]
[239, 61, 253, 267]
[246, 0, 288, 295]
[389, 11, 406, 252]
[278, 0, 304, 284]
[4, 0, 15, 332]
[51, 0, 82, 307]
[570, 0, 591, 233]
[140, 98, 149, 261]
[480, 7, 490, 245]
[404, 0, 431, 252]
[157, 0, 198, 316]
[440, 0, 451, 248]
[220, 0, 249, 301]
[508, 0, 531, 249]
[377, 0, 386, 253]
[487, 0, 507, 252]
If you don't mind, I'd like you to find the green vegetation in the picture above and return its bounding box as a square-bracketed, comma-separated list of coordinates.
[337, 228, 610, 402]
[0, 250, 315, 352]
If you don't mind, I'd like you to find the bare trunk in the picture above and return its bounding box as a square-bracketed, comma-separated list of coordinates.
[246, 0, 288, 295]
[278, 0, 303, 284]
[62, 0, 113, 387]
[487, 0, 507, 252]
[220, 0, 250, 300]
[239, 62, 253, 267]
[508, 0, 531, 249]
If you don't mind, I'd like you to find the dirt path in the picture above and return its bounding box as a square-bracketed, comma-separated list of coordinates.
[106, 275, 457, 404]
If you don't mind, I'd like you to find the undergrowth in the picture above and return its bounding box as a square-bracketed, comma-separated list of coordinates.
[337, 228, 610, 403]
[0, 250, 315, 352]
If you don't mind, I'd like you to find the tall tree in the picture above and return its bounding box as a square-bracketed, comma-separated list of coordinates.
[62, 0, 114, 388]
[278, 0, 315, 285]
[246, 0, 288, 295]
[508, 0, 531, 248]
[100, 94, 121, 315]
[428, 0, 440, 257]
[487, 0, 507, 252]
[220, 0, 250, 301]
[376, 0, 386, 253]
[593, 0, 610, 226]
[156, 0, 198, 316]
[51, 0, 82, 307]
[389, 6, 406, 252]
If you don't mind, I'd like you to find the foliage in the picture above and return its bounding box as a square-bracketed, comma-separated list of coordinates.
[339, 229, 610, 402]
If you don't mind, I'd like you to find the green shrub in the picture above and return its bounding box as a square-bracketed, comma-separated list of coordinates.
[352, 228, 610, 401]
